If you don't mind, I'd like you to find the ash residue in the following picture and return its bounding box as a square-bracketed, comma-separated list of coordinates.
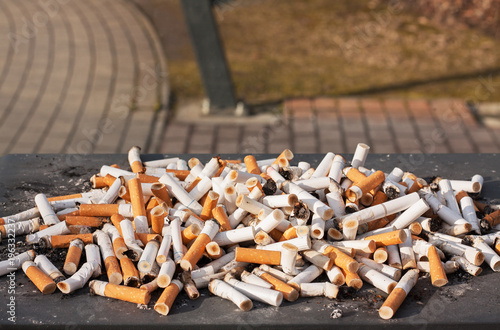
[278, 168, 293, 181]
[337, 287, 385, 311]
[60, 166, 87, 178]
[263, 179, 277, 196]
[385, 187, 399, 200]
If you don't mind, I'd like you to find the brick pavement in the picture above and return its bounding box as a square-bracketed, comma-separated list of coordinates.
[0, 0, 168, 156]
[158, 98, 500, 155]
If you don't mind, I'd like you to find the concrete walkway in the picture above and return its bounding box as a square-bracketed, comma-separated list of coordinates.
[0, 0, 168, 156]
[159, 98, 500, 155]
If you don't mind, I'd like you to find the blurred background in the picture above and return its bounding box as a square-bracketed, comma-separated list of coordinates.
[0, 0, 499, 156]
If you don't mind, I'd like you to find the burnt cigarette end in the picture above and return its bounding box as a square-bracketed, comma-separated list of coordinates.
[330, 308, 343, 319]
[293, 201, 310, 221]
[278, 168, 293, 181]
[345, 205, 358, 214]
[479, 219, 491, 233]
[385, 187, 399, 200]
[263, 179, 277, 195]
[124, 250, 139, 260]
[428, 218, 442, 232]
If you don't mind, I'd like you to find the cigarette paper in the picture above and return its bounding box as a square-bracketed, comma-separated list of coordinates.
[428, 235, 484, 266]
[253, 268, 299, 302]
[262, 194, 298, 209]
[299, 282, 338, 300]
[342, 219, 359, 240]
[120, 219, 143, 260]
[144, 157, 180, 168]
[34, 255, 65, 282]
[191, 252, 235, 280]
[471, 236, 500, 272]
[458, 195, 481, 234]
[258, 234, 311, 252]
[346, 171, 385, 203]
[399, 230, 416, 270]
[282, 182, 333, 220]
[128, 146, 145, 173]
[64, 239, 84, 275]
[287, 264, 323, 290]
[94, 230, 122, 284]
[200, 191, 219, 220]
[331, 240, 376, 254]
[57, 262, 96, 294]
[209, 279, 253, 311]
[310, 214, 325, 239]
[451, 255, 483, 276]
[102, 223, 128, 260]
[225, 275, 283, 307]
[379, 269, 419, 319]
[341, 268, 363, 290]
[212, 205, 232, 232]
[22, 261, 56, 294]
[326, 191, 346, 218]
[139, 259, 160, 283]
[181, 220, 220, 271]
[338, 192, 420, 225]
[157, 259, 176, 288]
[35, 193, 61, 226]
[391, 199, 430, 230]
[240, 270, 273, 289]
[140, 278, 159, 293]
[85, 244, 102, 278]
[328, 155, 345, 184]
[326, 265, 345, 286]
[0, 218, 40, 238]
[138, 239, 161, 273]
[154, 279, 183, 315]
[0, 250, 36, 276]
[159, 173, 203, 215]
[26, 220, 71, 244]
[90, 280, 151, 305]
[98, 176, 122, 205]
[358, 264, 397, 294]
[351, 143, 370, 169]
[439, 179, 462, 216]
[213, 226, 255, 246]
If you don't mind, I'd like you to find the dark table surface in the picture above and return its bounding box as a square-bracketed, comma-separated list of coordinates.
[0, 153, 499, 329]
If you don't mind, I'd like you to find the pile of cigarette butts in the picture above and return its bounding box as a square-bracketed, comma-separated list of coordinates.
[1, 144, 500, 320]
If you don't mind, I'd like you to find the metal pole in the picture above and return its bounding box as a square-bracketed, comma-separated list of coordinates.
[180, 0, 237, 112]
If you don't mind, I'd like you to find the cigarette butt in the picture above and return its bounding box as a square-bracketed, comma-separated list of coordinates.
[200, 191, 219, 220]
[128, 146, 145, 174]
[246, 177, 263, 194]
[451, 256, 483, 276]
[346, 170, 385, 202]
[151, 183, 173, 208]
[63, 239, 84, 275]
[104, 255, 123, 285]
[323, 246, 359, 273]
[140, 278, 159, 293]
[342, 219, 359, 240]
[135, 233, 161, 246]
[327, 228, 343, 241]
[374, 247, 388, 263]
[181, 271, 200, 300]
[120, 256, 141, 287]
[340, 268, 363, 290]
[91, 175, 107, 189]
[268, 228, 285, 242]
[103, 174, 118, 187]
[157, 259, 176, 288]
[483, 209, 500, 227]
[181, 224, 201, 245]
[23, 261, 56, 294]
[206, 241, 223, 259]
[364, 230, 407, 247]
[155, 280, 183, 315]
[366, 216, 393, 232]
[272, 149, 294, 166]
[209, 279, 253, 311]
[428, 245, 448, 287]
[119, 186, 131, 202]
[90, 280, 151, 305]
[46, 193, 83, 202]
[344, 167, 366, 183]
[181, 220, 220, 271]
[128, 178, 147, 219]
[150, 206, 166, 235]
[379, 269, 419, 319]
[235, 247, 281, 265]
[65, 216, 103, 227]
[212, 205, 232, 232]
[253, 269, 299, 302]
[244, 155, 261, 174]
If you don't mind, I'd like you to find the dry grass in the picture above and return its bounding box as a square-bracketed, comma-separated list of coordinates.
[135, 0, 500, 104]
